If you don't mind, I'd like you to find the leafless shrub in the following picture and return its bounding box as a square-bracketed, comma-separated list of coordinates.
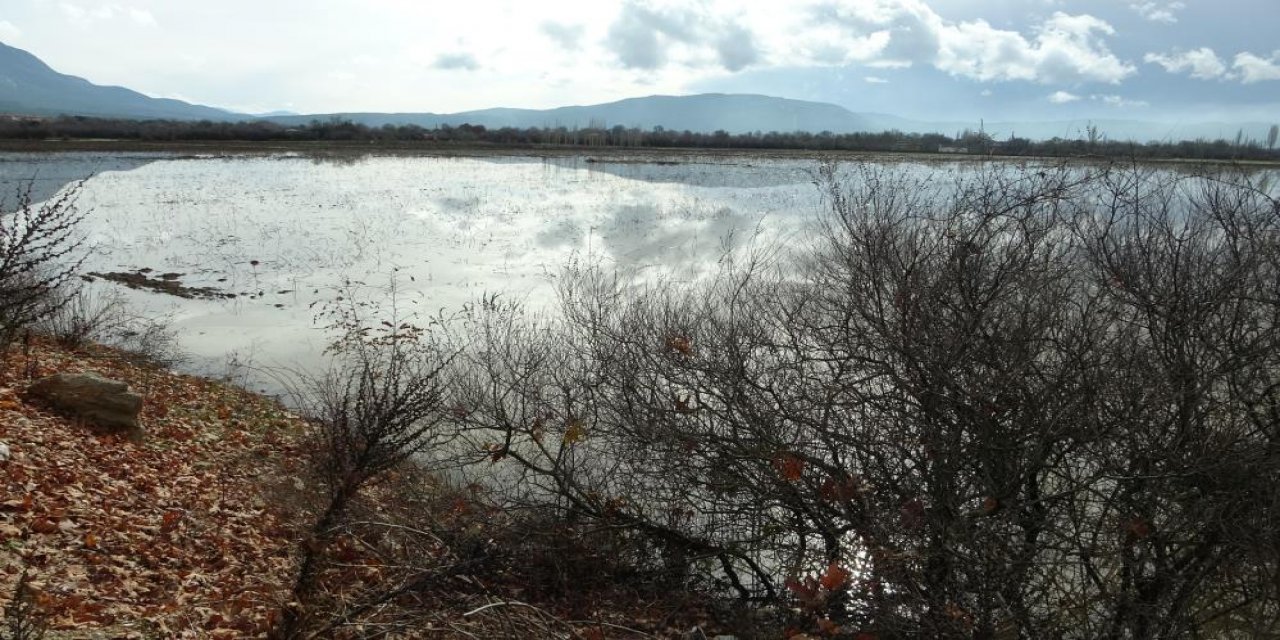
[0, 181, 90, 351]
[105, 313, 188, 370]
[272, 283, 462, 639]
[36, 284, 131, 349]
[454, 161, 1280, 639]
[2, 570, 47, 640]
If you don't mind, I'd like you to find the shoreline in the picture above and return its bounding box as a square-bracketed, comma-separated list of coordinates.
[2, 138, 1279, 168]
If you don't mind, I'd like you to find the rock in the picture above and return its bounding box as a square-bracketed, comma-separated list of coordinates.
[0, 441, 9, 462]
[27, 373, 143, 436]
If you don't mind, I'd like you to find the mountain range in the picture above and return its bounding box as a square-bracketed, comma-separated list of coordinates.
[0, 41, 1273, 143]
[0, 42, 237, 121]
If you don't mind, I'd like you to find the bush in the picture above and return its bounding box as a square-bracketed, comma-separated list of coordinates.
[272, 287, 459, 639]
[107, 313, 187, 369]
[2, 570, 47, 640]
[453, 162, 1280, 639]
[36, 284, 131, 349]
[0, 181, 89, 350]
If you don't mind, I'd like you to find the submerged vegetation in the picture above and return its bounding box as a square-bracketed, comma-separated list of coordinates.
[3, 115, 1280, 163]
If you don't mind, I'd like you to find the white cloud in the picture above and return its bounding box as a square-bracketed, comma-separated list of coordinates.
[1144, 47, 1227, 80]
[1094, 94, 1149, 108]
[864, 75, 888, 83]
[1050, 91, 1148, 107]
[1049, 90, 1080, 103]
[541, 22, 585, 50]
[60, 3, 156, 28]
[129, 8, 157, 27]
[1233, 51, 1280, 84]
[604, 1, 763, 73]
[0, 20, 21, 41]
[59, 3, 86, 21]
[1129, 1, 1185, 23]
[812, 2, 1134, 84]
[1146, 47, 1280, 84]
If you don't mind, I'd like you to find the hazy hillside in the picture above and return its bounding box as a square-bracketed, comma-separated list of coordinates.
[264, 93, 878, 134]
[0, 42, 238, 121]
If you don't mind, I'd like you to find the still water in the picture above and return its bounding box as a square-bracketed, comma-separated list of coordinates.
[0, 151, 1066, 391]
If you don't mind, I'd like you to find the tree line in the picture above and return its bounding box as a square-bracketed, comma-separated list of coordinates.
[2, 114, 1279, 162]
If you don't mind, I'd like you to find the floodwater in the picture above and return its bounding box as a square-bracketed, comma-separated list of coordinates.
[0, 151, 1206, 394]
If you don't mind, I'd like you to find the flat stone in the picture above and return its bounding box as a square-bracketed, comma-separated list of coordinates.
[27, 373, 143, 438]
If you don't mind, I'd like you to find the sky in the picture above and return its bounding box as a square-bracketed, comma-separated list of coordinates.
[1, 0, 1278, 122]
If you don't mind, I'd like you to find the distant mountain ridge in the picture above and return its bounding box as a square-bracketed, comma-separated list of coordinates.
[261, 93, 883, 135]
[0, 42, 237, 121]
[0, 41, 1273, 143]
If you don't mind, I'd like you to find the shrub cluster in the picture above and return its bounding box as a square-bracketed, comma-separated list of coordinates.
[444, 162, 1280, 638]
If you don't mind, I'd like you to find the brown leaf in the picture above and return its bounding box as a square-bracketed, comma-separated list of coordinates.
[1124, 517, 1152, 540]
[817, 617, 841, 636]
[900, 499, 926, 530]
[562, 419, 587, 445]
[819, 562, 851, 591]
[820, 474, 862, 502]
[773, 453, 806, 482]
[785, 576, 820, 605]
[664, 334, 694, 356]
[2, 493, 33, 512]
[161, 510, 183, 533]
[30, 517, 58, 534]
[982, 496, 1000, 514]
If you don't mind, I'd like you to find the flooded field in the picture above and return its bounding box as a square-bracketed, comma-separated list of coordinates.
[0, 152, 834, 387]
[1, 151, 1259, 393]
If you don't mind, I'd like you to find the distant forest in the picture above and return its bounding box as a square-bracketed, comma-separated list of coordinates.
[3, 114, 1279, 162]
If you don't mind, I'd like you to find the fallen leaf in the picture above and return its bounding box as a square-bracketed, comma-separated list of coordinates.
[30, 517, 58, 534]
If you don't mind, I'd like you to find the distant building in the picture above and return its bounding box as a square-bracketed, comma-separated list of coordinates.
[938, 146, 969, 154]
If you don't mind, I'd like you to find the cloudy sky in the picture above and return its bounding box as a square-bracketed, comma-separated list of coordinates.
[1, 0, 1277, 121]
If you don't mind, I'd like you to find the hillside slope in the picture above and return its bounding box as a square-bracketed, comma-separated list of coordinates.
[0, 42, 239, 121]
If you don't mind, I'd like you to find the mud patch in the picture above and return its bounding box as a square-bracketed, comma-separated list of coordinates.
[87, 270, 235, 300]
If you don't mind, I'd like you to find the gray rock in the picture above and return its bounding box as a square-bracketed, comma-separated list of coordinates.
[27, 373, 143, 436]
